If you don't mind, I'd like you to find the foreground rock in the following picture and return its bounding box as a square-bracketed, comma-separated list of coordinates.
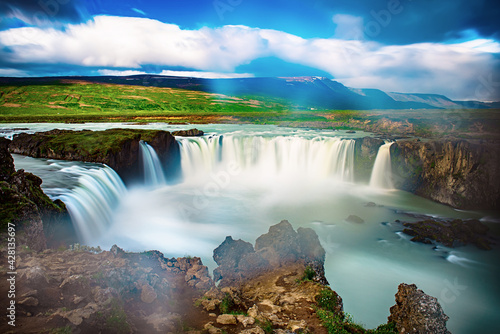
[389, 283, 451, 334]
[9, 129, 180, 184]
[213, 220, 327, 286]
[1, 137, 68, 250]
[0, 245, 213, 333]
[391, 139, 500, 210]
[199, 221, 340, 333]
[402, 218, 493, 250]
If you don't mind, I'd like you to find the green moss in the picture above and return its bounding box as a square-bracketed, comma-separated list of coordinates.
[101, 298, 131, 334]
[49, 325, 72, 334]
[314, 288, 397, 334]
[315, 288, 339, 313]
[219, 292, 234, 314]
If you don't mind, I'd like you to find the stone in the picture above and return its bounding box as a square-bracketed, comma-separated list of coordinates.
[388, 283, 451, 334]
[216, 314, 237, 325]
[240, 327, 265, 334]
[140, 284, 157, 304]
[172, 128, 204, 137]
[63, 303, 99, 326]
[237, 315, 255, 327]
[346, 215, 365, 224]
[288, 319, 307, 332]
[18, 297, 39, 306]
[247, 304, 259, 318]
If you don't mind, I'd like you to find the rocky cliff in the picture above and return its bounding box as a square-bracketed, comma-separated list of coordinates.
[391, 139, 500, 210]
[0, 137, 68, 250]
[9, 129, 181, 184]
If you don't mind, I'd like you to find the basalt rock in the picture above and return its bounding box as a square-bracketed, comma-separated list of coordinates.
[172, 128, 204, 137]
[213, 220, 327, 287]
[401, 218, 493, 250]
[1, 137, 68, 249]
[353, 137, 385, 183]
[391, 139, 500, 210]
[9, 128, 181, 184]
[388, 283, 451, 334]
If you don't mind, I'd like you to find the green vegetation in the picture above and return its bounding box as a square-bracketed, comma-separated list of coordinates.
[219, 292, 234, 314]
[98, 298, 131, 334]
[256, 318, 274, 334]
[297, 265, 316, 283]
[1, 81, 499, 139]
[315, 288, 339, 313]
[49, 325, 72, 334]
[314, 288, 398, 334]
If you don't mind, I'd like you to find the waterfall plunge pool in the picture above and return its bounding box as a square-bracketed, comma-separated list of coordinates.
[4, 123, 500, 334]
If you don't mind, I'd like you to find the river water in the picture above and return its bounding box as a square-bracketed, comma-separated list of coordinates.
[2, 123, 499, 333]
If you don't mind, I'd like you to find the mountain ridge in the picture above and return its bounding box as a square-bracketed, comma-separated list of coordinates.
[0, 75, 496, 110]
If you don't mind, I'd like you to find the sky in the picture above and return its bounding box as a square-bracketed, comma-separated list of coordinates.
[0, 0, 499, 100]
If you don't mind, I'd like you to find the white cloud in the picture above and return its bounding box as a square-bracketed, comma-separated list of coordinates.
[98, 69, 148, 76]
[332, 14, 364, 40]
[0, 68, 28, 76]
[159, 70, 254, 79]
[0, 15, 498, 100]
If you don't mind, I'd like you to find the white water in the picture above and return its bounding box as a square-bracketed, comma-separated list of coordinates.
[179, 135, 355, 183]
[55, 166, 127, 242]
[6, 124, 500, 334]
[139, 140, 166, 186]
[370, 142, 394, 189]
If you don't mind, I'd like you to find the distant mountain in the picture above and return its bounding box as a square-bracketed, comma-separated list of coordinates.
[0, 75, 495, 110]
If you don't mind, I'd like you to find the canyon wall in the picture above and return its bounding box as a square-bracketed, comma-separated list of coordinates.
[391, 139, 500, 210]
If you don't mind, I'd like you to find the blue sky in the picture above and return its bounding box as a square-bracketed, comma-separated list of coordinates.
[0, 0, 499, 100]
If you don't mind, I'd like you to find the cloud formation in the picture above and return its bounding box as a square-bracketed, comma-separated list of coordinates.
[0, 15, 498, 100]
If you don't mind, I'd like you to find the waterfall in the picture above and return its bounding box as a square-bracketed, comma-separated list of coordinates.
[139, 140, 166, 186]
[56, 166, 127, 243]
[369, 142, 394, 189]
[178, 135, 355, 182]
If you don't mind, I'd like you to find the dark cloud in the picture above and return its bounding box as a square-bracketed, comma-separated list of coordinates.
[312, 0, 500, 44]
[0, 0, 84, 27]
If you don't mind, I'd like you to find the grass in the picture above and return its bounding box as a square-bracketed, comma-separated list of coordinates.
[314, 287, 398, 334]
[1, 81, 499, 139]
[219, 292, 234, 314]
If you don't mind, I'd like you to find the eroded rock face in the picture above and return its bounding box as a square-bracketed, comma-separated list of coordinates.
[391, 139, 500, 210]
[213, 220, 327, 286]
[1, 137, 68, 250]
[388, 283, 451, 334]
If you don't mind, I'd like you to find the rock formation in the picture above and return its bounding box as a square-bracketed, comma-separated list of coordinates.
[388, 283, 451, 334]
[9, 129, 181, 184]
[0, 137, 67, 250]
[391, 139, 500, 210]
[172, 128, 204, 137]
[402, 218, 493, 250]
[353, 137, 385, 182]
[213, 220, 327, 286]
[0, 244, 213, 333]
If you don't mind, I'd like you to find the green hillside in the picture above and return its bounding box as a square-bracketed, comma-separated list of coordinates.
[0, 79, 499, 139]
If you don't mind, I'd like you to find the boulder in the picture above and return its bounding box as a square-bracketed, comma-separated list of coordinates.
[388, 283, 451, 334]
[346, 215, 364, 224]
[213, 220, 328, 285]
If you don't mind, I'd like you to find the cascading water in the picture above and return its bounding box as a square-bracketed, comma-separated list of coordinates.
[369, 142, 394, 189]
[178, 135, 355, 182]
[139, 140, 166, 186]
[56, 166, 127, 243]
